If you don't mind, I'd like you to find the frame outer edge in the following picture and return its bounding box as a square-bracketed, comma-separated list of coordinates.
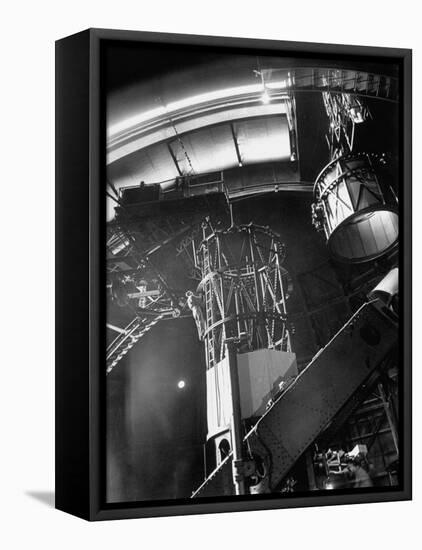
[55, 29, 92, 521]
[402, 48, 412, 500]
[69, 29, 412, 520]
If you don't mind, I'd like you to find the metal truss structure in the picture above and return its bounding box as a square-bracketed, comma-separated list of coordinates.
[105, 66, 400, 495]
[261, 67, 398, 103]
[323, 91, 370, 157]
[258, 68, 379, 162]
[106, 212, 197, 374]
[196, 220, 292, 370]
[320, 375, 399, 488]
[107, 313, 168, 374]
[106, 186, 230, 374]
[192, 300, 398, 497]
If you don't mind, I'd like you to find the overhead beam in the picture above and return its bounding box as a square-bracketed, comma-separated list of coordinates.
[106, 323, 128, 335]
[167, 143, 183, 176]
[107, 102, 287, 164]
[230, 123, 242, 166]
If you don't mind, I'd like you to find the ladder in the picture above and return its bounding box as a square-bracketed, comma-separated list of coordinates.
[203, 249, 216, 369]
[106, 313, 166, 374]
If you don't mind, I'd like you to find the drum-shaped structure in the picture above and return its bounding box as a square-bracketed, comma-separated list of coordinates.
[196, 222, 293, 368]
[192, 222, 297, 476]
[312, 153, 398, 263]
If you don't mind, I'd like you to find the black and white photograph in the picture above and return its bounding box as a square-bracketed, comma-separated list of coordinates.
[2, 0, 420, 544]
[104, 39, 405, 506]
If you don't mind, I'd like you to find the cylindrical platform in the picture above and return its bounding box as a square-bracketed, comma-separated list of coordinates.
[312, 153, 398, 263]
[192, 221, 295, 477]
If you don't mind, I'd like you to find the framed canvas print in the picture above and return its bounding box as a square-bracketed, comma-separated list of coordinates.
[55, 28, 412, 520]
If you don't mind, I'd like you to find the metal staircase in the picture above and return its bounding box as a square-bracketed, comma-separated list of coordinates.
[106, 314, 166, 374]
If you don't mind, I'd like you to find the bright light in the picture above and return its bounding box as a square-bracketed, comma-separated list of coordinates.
[261, 90, 271, 104]
[108, 83, 264, 137]
[266, 80, 288, 90]
[109, 106, 167, 137]
[177, 380, 186, 389]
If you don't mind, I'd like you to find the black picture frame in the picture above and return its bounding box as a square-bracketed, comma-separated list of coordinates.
[55, 28, 412, 521]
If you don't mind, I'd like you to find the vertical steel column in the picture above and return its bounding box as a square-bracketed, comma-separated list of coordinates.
[378, 382, 399, 456]
[225, 338, 247, 495]
[305, 450, 317, 491]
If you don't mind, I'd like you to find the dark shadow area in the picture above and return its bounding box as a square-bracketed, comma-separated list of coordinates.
[25, 491, 55, 508]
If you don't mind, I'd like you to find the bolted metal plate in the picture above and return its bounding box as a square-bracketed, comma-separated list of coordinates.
[192, 302, 397, 498]
[250, 302, 397, 489]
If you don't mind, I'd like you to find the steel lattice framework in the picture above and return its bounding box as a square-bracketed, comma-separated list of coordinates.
[196, 221, 292, 370]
